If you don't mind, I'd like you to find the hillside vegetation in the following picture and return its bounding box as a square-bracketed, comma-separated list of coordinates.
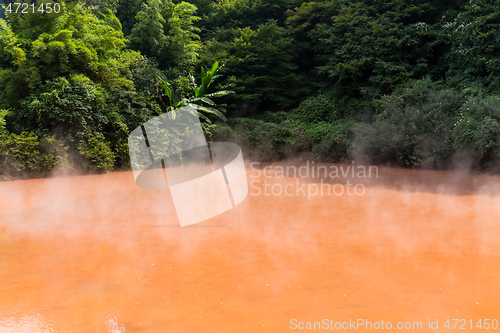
[1, 0, 499, 179]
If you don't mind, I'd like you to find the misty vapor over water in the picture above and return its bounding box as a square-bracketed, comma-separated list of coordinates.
[0, 163, 500, 332]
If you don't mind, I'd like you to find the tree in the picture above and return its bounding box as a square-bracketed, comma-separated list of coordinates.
[284, 1, 329, 82]
[129, 0, 167, 60]
[200, 20, 302, 115]
[163, 1, 201, 70]
[200, 0, 303, 38]
[444, 0, 500, 93]
[129, 0, 201, 71]
[116, 0, 144, 35]
[0, 1, 152, 172]
[0, 1, 136, 110]
[17, 76, 108, 140]
[311, 0, 458, 116]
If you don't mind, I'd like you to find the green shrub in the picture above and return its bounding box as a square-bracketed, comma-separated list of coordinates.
[452, 96, 500, 168]
[0, 132, 72, 180]
[0, 109, 8, 133]
[106, 57, 163, 134]
[105, 112, 131, 170]
[305, 120, 356, 162]
[202, 122, 233, 143]
[288, 95, 337, 123]
[77, 132, 116, 172]
[259, 111, 289, 124]
[203, 116, 354, 163]
[354, 76, 465, 168]
[15, 77, 108, 142]
[211, 118, 308, 161]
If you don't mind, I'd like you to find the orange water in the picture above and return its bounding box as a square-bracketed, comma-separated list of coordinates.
[0, 164, 499, 332]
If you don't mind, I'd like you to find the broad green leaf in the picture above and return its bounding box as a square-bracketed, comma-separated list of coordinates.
[205, 90, 235, 97]
[183, 105, 200, 118]
[164, 85, 172, 100]
[155, 74, 165, 85]
[190, 104, 227, 121]
[210, 61, 219, 76]
[155, 74, 166, 89]
[187, 97, 216, 106]
[202, 73, 212, 88]
[200, 97, 215, 106]
[155, 74, 171, 100]
[211, 74, 222, 82]
[196, 111, 212, 124]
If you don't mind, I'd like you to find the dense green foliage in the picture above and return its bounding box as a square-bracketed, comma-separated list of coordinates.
[1, 0, 499, 179]
[451, 96, 500, 167]
[0, 131, 71, 180]
[353, 76, 500, 169]
[129, 0, 201, 71]
[203, 98, 356, 162]
[0, 2, 160, 175]
[200, 20, 305, 113]
[353, 76, 464, 168]
[444, 0, 500, 93]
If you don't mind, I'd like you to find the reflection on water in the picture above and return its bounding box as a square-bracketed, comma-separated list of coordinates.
[0, 311, 55, 333]
[0, 166, 500, 332]
[0, 312, 125, 333]
[106, 315, 125, 333]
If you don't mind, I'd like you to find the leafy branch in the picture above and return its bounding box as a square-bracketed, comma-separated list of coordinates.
[155, 61, 235, 123]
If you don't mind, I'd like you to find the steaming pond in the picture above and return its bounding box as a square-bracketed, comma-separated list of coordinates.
[1, 164, 500, 332]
